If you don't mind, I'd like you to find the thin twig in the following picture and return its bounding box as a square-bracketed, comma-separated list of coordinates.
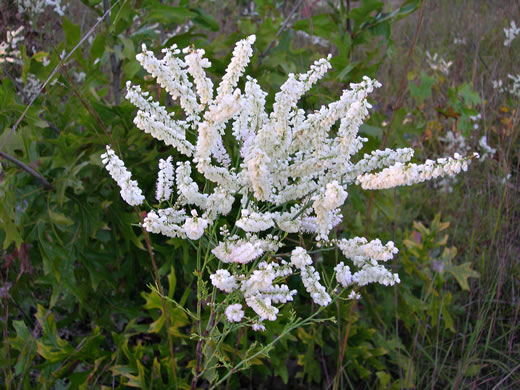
[0, 151, 53, 190]
[257, 0, 305, 66]
[103, 0, 122, 105]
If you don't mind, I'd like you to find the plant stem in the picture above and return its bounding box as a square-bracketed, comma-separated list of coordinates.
[334, 303, 355, 390]
[138, 212, 178, 386]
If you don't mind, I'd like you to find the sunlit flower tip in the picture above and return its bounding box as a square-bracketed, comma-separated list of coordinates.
[348, 291, 361, 300]
[156, 156, 175, 202]
[334, 262, 353, 287]
[101, 146, 145, 206]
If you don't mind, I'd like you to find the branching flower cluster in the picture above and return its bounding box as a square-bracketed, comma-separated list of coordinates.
[504, 20, 520, 47]
[101, 36, 474, 329]
[0, 27, 24, 65]
[493, 74, 520, 98]
[16, 0, 66, 17]
[426, 51, 452, 75]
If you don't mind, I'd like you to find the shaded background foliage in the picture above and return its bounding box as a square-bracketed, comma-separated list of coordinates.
[0, 0, 518, 388]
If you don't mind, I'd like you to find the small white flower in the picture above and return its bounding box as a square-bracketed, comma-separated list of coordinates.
[210, 269, 238, 293]
[348, 291, 361, 300]
[183, 210, 208, 240]
[290, 247, 313, 269]
[252, 321, 266, 332]
[225, 304, 244, 322]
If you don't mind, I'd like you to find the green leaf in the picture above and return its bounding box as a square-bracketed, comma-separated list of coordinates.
[292, 14, 336, 38]
[444, 258, 480, 291]
[144, 3, 196, 26]
[48, 210, 74, 227]
[191, 8, 219, 31]
[167, 266, 176, 299]
[63, 18, 81, 50]
[89, 34, 106, 61]
[409, 71, 434, 105]
[35, 305, 74, 363]
[376, 371, 391, 388]
[0, 203, 22, 249]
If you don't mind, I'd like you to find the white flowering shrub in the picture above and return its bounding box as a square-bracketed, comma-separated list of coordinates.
[101, 35, 476, 329]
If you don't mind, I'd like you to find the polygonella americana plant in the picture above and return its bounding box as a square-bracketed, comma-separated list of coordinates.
[101, 35, 477, 329]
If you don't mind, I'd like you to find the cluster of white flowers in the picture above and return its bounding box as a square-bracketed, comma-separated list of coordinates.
[15, 74, 43, 103]
[507, 74, 520, 97]
[101, 36, 474, 327]
[225, 304, 244, 322]
[0, 27, 24, 65]
[426, 51, 452, 75]
[440, 131, 469, 155]
[504, 20, 520, 47]
[101, 146, 145, 206]
[492, 79, 505, 93]
[469, 113, 481, 130]
[16, 0, 66, 17]
[453, 37, 466, 45]
[357, 153, 477, 190]
[478, 136, 496, 161]
[492, 74, 520, 97]
[155, 156, 174, 202]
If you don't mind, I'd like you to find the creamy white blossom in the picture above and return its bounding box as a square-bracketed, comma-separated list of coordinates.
[335, 262, 353, 287]
[16, 0, 66, 16]
[142, 208, 186, 238]
[183, 210, 208, 240]
[348, 291, 361, 300]
[210, 269, 238, 293]
[236, 209, 274, 232]
[357, 153, 477, 190]
[156, 156, 174, 202]
[225, 304, 245, 322]
[245, 295, 278, 321]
